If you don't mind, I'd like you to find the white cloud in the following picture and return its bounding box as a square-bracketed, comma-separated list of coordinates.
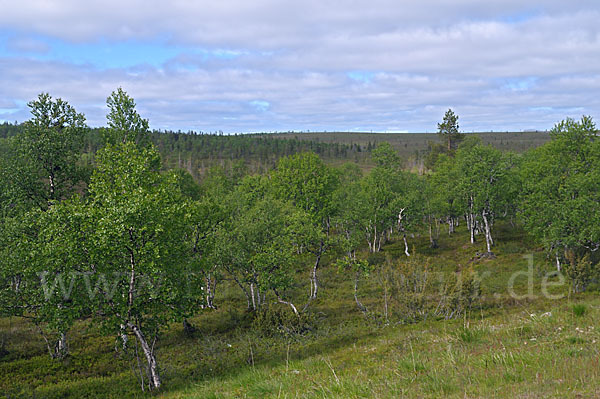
[0, 1, 599, 131]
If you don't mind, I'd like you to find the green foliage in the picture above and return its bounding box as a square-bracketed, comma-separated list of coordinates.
[271, 152, 338, 226]
[28, 198, 92, 338]
[564, 253, 597, 294]
[371, 141, 401, 168]
[3, 91, 600, 396]
[103, 88, 150, 147]
[209, 174, 318, 311]
[85, 141, 197, 333]
[425, 153, 459, 220]
[424, 140, 446, 170]
[428, 139, 520, 251]
[455, 143, 517, 216]
[172, 168, 203, 200]
[520, 116, 600, 287]
[336, 256, 370, 276]
[14, 93, 87, 207]
[357, 144, 424, 252]
[331, 165, 364, 253]
[437, 108, 464, 152]
[0, 93, 88, 359]
[386, 255, 433, 322]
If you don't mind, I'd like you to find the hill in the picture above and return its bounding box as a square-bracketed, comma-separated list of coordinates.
[1, 222, 597, 398]
[1, 122, 552, 177]
[260, 131, 551, 159]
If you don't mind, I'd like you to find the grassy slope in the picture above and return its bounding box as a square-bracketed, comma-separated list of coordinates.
[1, 223, 598, 398]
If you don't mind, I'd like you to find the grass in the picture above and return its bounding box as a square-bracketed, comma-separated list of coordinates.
[572, 304, 587, 317]
[160, 303, 600, 398]
[1, 223, 599, 398]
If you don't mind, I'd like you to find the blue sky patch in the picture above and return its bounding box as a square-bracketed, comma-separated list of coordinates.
[250, 100, 270, 112]
[0, 30, 244, 69]
[501, 77, 538, 91]
[347, 71, 375, 84]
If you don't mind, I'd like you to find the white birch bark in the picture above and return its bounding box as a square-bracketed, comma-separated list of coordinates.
[482, 209, 493, 254]
[129, 323, 161, 390]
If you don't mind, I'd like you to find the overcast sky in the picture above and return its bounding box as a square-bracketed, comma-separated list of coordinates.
[1, 1, 599, 133]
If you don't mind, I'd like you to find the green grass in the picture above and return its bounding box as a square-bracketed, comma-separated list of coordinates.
[572, 304, 587, 317]
[1, 223, 599, 398]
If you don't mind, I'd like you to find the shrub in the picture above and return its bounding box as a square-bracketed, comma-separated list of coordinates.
[250, 306, 317, 338]
[439, 267, 481, 319]
[376, 256, 481, 323]
[564, 252, 597, 293]
[377, 255, 432, 323]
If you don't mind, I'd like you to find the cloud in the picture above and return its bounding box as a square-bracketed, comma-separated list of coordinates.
[5, 37, 50, 54]
[0, 1, 599, 131]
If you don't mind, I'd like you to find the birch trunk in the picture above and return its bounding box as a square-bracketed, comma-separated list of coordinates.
[303, 245, 324, 311]
[354, 271, 368, 314]
[55, 332, 67, 359]
[275, 290, 299, 316]
[310, 252, 322, 299]
[468, 196, 476, 244]
[129, 324, 161, 390]
[481, 210, 493, 254]
[372, 225, 377, 253]
[119, 324, 128, 351]
[428, 219, 438, 248]
[469, 215, 476, 244]
[377, 232, 384, 252]
[250, 283, 257, 310]
[205, 274, 216, 309]
[49, 171, 56, 201]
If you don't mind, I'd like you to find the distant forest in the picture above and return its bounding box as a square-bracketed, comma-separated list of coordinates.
[0, 121, 551, 179]
[0, 122, 360, 178]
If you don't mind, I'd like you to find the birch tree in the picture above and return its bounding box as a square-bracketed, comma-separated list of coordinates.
[82, 142, 196, 390]
[14, 93, 87, 208]
[104, 87, 150, 147]
[360, 143, 422, 253]
[332, 167, 371, 311]
[271, 153, 338, 305]
[454, 142, 517, 255]
[427, 153, 462, 237]
[0, 93, 87, 359]
[520, 116, 600, 287]
[215, 175, 314, 314]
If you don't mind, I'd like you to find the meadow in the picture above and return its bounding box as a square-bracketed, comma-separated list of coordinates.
[1, 222, 596, 398]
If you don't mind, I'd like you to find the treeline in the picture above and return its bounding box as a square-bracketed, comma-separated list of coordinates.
[1, 121, 363, 179]
[1, 90, 599, 392]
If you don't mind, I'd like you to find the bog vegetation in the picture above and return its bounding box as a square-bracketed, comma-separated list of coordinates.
[0, 90, 598, 397]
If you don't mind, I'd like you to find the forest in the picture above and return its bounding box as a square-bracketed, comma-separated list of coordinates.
[0, 120, 360, 178]
[1, 90, 599, 398]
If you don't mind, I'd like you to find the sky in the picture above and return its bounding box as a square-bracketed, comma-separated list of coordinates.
[0, 1, 599, 133]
